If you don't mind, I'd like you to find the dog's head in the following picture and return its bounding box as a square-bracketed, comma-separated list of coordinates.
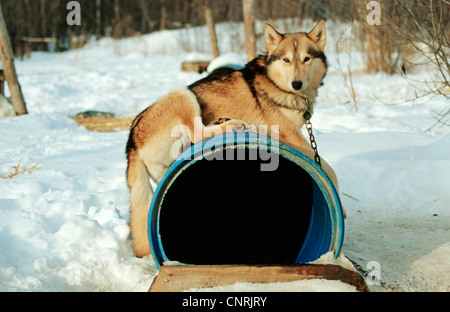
[264, 21, 328, 94]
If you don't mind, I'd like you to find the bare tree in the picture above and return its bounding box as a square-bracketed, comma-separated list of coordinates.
[203, 0, 219, 58]
[138, 0, 151, 34]
[355, 0, 449, 125]
[160, 0, 167, 31]
[243, 0, 256, 61]
[0, 2, 27, 115]
[95, 0, 102, 40]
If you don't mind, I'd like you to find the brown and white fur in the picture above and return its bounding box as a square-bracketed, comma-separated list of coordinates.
[126, 21, 339, 258]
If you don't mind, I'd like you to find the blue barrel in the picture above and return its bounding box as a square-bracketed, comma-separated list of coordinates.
[148, 132, 344, 268]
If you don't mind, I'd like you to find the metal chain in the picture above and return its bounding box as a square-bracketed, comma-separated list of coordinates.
[305, 120, 322, 167]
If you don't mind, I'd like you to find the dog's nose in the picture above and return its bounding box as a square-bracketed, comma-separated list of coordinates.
[292, 80, 303, 91]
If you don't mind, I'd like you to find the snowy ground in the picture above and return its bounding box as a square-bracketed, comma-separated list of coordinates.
[0, 25, 449, 292]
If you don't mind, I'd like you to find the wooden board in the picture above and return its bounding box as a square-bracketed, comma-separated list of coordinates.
[181, 61, 210, 73]
[149, 264, 369, 292]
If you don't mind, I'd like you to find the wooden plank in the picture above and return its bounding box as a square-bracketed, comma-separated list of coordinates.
[149, 264, 369, 292]
[181, 61, 210, 73]
[19, 37, 57, 43]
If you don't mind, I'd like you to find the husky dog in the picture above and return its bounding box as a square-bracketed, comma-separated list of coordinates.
[126, 21, 339, 258]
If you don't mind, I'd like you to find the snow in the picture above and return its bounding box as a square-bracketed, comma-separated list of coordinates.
[207, 52, 247, 72]
[0, 95, 14, 118]
[186, 279, 358, 292]
[1, 24, 449, 292]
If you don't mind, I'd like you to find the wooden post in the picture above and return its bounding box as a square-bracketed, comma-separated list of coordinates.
[0, 3, 27, 115]
[243, 0, 257, 61]
[203, 0, 219, 58]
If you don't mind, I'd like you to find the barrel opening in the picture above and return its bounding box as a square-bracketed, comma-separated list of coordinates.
[159, 148, 314, 265]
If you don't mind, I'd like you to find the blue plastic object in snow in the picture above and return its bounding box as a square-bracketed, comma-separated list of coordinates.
[148, 132, 344, 269]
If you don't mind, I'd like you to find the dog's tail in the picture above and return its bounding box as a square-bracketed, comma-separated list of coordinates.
[127, 151, 153, 258]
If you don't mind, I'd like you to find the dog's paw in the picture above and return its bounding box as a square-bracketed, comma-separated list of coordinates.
[231, 123, 257, 133]
[208, 118, 232, 126]
[203, 118, 256, 140]
[208, 118, 256, 133]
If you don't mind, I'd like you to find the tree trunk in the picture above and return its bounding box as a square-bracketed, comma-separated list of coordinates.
[113, 0, 122, 38]
[204, 0, 219, 58]
[139, 0, 151, 34]
[0, 3, 27, 115]
[243, 0, 256, 61]
[95, 0, 102, 40]
[160, 0, 167, 30]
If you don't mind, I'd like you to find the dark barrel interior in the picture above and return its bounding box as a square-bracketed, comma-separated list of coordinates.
[159, 148, 313, 265]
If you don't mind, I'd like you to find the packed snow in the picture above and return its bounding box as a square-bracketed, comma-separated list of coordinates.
[0, 22, 449, 292]
[186, 278, 359, 292]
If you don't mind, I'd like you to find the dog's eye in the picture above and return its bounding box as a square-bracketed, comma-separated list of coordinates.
[304, 57, 311, 63]
[283, 58, 290, 63]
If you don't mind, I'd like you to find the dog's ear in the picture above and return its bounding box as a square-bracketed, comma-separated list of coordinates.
[308, 20, 326, 51]
[264, 24, 283, 54]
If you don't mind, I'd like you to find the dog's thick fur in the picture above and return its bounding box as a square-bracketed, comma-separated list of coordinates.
[126, 21, 339, 258]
